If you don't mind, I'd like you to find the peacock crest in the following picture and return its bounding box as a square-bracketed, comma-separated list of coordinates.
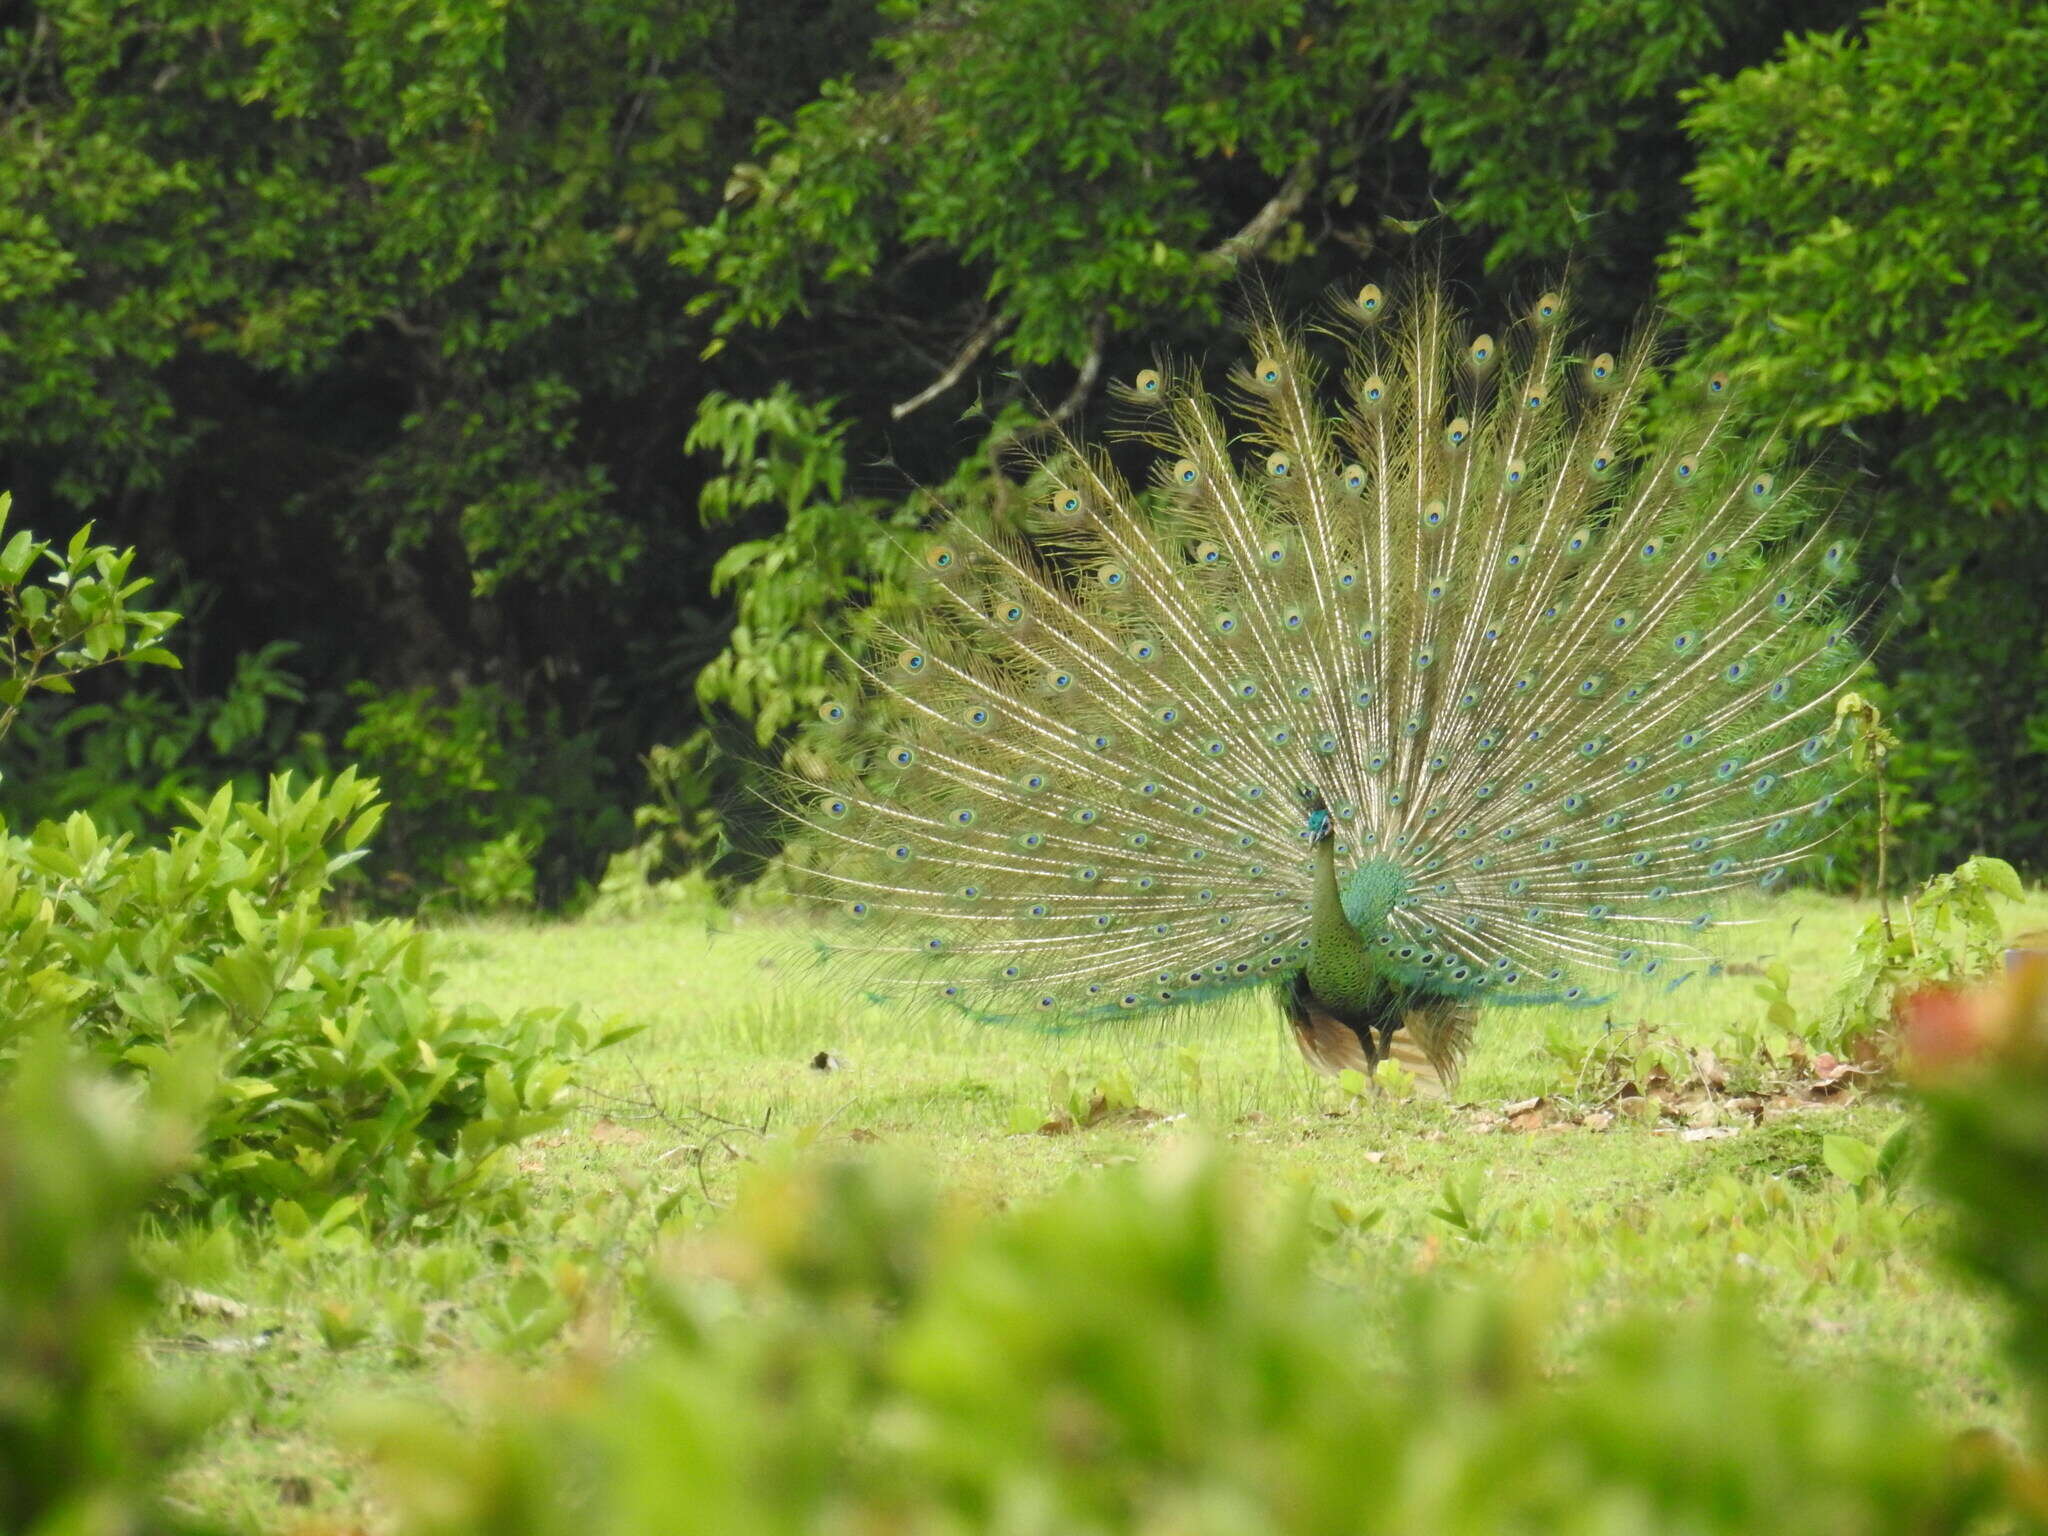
[780, 278, 1857, 1083]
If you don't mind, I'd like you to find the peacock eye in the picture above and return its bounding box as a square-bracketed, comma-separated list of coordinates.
[1136, 368, 1161, 394]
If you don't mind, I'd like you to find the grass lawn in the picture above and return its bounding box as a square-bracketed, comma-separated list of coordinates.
[155, 886, 2048, 1533]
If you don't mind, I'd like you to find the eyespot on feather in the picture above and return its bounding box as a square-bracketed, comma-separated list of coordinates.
[924, 544, 956, 571]
[1356, 283, 1384, 317]
[1468, 334, 1495, 367]
[1172, 458, 1201, 487]
[1533, 291, 1563, 323]
[1135, 368, 1162, 395]
[1446, 416, 1470, 447]
[1254, 357, 1282, 388]
[1265, 451, 1290, 477]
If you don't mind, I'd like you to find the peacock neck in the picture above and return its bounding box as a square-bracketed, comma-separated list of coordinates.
[1306, 834, 1383, 1013]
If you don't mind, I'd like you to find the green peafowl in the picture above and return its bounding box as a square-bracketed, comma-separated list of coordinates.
[781, 279, 1857, 1090]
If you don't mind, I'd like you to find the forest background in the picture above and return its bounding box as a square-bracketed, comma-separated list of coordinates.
[2, 0, 2041, 911]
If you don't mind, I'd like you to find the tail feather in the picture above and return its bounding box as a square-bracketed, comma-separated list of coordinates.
[782, 278, 1859, 1026]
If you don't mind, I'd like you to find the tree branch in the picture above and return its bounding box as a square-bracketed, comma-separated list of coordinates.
[1042, 311, 1108, 427]
[1204, 154, 1319, 267]
[890, 154, 1319, 423]
[891, 308, 1013, 420]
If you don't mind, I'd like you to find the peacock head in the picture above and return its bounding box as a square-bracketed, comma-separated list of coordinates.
[1299, 785, 1334, 844]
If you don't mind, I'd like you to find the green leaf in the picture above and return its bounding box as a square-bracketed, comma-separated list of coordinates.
[0, 529, 38, 586]
[1823, 1134, 1880, 1187]
[1875, 1122, 1915, 1192]
[1969, 856, 2024, 902]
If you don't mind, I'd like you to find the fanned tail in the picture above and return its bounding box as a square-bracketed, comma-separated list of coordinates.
[780, 277, 1859, 1036]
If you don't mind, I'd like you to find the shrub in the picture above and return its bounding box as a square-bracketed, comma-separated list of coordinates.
[0, 491, 180, 758]
[0, 771, 633, 1229]
[0, 636, 325, 838]
[1823, 854, 2024, 1053]
[342, 681, 625, 910]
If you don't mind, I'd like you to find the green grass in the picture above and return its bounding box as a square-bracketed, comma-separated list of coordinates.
[154, 887, 2048, 1533]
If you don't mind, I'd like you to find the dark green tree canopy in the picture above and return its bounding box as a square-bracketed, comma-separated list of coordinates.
[0, 0, 2039, 894]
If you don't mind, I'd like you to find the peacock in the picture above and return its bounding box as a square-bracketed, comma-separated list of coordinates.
[780, 278, 1856, 1089]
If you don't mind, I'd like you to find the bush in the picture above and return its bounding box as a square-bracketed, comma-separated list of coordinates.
[0, 636, 325, 838]
[0, 1036, 225, 1535]
[0, 491, 180, 758]
[0, 770, 633, 1229]
[342, 681, 626, 911]
[355, 1145, 2014, 1534]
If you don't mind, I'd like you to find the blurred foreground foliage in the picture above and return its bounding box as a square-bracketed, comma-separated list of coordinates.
[0, 1039, 225, 1536]
[354, 1094, 2046, 1534]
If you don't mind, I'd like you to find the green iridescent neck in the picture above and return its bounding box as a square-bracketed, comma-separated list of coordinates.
[1306, 838, 1409, 1010]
